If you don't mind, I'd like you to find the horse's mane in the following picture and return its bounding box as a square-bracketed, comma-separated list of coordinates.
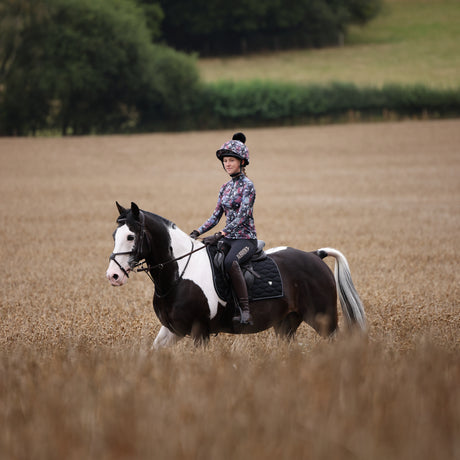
[142, 209, 176, 230]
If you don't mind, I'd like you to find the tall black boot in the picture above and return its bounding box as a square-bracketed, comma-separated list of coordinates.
[229, 260, 253, 325]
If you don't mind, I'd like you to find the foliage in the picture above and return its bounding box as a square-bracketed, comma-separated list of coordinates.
[137, 45, 201, 131]
[0, 0, 199, 135]
[135, 0, 164, 41]
[184, 81, 460, 130]
[157, 0, 383, 55]
[0, 0, 50, 134]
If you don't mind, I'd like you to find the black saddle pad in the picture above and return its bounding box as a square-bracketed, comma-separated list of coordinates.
[206, 245, 284, 302]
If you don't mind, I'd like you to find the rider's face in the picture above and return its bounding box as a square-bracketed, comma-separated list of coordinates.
[223, 156, 241, 175]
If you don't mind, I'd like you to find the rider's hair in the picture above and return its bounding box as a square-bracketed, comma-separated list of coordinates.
[234, 133, 248, 175]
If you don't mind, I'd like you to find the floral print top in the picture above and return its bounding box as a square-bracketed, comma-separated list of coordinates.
[198, 174, 257, 239]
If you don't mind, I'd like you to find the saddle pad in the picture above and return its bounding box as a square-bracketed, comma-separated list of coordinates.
[206, 245, 284, 302]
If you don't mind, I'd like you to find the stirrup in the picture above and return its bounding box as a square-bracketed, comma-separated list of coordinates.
[232, 307, 253, 325]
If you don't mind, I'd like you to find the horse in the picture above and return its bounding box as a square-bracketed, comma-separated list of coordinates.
[106, 202, 367, 348]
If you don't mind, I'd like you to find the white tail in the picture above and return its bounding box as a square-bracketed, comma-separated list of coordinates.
[319, 247, 367, 331]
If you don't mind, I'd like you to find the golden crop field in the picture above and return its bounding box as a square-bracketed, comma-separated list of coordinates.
[1, 120, 459, 459]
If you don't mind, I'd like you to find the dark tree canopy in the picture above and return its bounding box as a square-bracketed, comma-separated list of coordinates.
[156, 0, 383, 55]
[0, 0, 199, 135]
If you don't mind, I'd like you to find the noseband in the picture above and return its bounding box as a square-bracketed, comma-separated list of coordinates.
[109, 251, 133, 278]
[109, 213, 149, 279]
[110, 212, 207, 287]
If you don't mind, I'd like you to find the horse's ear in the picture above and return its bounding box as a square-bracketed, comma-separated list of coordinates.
[116, 201, 127, 216]
[131, 202, 140, 220]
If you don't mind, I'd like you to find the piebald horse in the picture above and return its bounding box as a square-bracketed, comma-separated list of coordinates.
[106, 202, 366, 348]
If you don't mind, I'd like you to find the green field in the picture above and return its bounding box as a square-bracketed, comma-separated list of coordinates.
[197, 0, 460, 88]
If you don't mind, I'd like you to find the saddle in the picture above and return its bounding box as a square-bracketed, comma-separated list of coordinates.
[206, 240, 284, 303]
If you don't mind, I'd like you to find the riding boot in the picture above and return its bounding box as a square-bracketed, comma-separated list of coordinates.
[229, 260, 253, 325]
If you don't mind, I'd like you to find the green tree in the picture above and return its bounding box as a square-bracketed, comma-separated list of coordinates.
[0, 0, 51, 134]
[138, 45, 201, 130]
[157, 0, 382, 55]
[0, 0, 199, 135]
[135, 0, 164, 41]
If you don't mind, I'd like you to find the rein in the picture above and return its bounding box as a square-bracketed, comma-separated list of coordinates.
[136, 243, 206, 273]
[110, 212, 207, 297]
[136, 242, 207, 298]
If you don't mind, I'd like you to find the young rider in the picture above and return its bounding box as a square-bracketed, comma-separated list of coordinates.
[190, 132, 257, 325]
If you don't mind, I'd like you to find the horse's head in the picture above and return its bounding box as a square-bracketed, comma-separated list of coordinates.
[106, 201, 149, 286]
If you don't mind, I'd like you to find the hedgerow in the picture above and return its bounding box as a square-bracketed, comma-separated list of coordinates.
[147, 81, 460, 132]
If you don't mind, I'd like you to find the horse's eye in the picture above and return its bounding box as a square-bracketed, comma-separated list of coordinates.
[127, 235, 135, 241]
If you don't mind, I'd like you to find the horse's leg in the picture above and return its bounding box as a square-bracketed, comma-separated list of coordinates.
[152, 326, 183, 349]
[309, 309, 338, 338]
[302, 278, 338, 338]
[273, 249, 339, 339]
[191, 320, 210, 347]
[274, 312, 302, 340]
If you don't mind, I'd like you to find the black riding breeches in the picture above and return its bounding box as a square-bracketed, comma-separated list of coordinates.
[222, 238, 257, 273]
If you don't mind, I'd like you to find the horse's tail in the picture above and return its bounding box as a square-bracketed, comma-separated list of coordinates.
[317, 248, 367, 331]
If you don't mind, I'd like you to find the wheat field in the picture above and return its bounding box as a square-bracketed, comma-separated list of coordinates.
[1, 120, 459, 459]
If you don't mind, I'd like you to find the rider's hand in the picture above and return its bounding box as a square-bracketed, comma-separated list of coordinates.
[203, 232, 223, 245]
[189, 230, 200, 239]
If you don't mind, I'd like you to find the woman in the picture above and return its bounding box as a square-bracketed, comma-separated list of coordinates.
[190, 132, 257, 325]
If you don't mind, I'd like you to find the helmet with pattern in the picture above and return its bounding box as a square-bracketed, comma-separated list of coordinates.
[216, 132, 249, 166]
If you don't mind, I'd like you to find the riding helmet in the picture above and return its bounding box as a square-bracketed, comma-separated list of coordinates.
[216, 132, 249, 166]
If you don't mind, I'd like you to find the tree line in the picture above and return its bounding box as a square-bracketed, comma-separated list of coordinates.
[2, 0, 425, 136]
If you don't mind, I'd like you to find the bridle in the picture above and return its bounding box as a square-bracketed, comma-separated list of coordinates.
[109, 250, 133, 279]
[108, 214, 148, 279]
[109, 213, 207, 296]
